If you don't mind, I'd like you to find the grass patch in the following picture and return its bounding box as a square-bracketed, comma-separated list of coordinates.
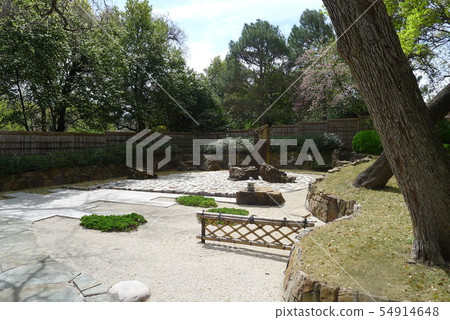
[176, 195, 217, 208]
[206, 207, 249, 216]
[80, 213, 147, 232]
[300, 161, 450, 301]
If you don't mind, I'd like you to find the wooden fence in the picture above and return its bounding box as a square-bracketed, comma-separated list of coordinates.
[0, 117, 371, 155]
[196, 211, 315, 250]
[0, 131, 232, 155]
[271, 116, 372, 149]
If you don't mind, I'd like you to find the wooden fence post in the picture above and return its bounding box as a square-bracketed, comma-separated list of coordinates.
[200, 211, 206, 244]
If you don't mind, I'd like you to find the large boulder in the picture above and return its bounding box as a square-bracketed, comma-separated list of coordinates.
[228, 166, 259, 181]
[259, 163, 296, 183]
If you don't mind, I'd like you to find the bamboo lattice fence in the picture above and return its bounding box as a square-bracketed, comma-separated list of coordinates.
[196, 211, 315, 250]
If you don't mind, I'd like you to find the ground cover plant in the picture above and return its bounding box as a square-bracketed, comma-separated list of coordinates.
[202, 207, 250, 225]
[80, 213, 147, 232]
[206, 207, 249, 216]
[300, 160, 450, 301]
[176, 195, 218, 208]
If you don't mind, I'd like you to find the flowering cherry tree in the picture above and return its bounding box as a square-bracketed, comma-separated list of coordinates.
[293, 45, 365, 121]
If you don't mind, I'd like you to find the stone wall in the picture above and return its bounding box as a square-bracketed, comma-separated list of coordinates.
[305, 183, 360, 223]
[283, 234, 392, 302]
[0, 163, 131, 192]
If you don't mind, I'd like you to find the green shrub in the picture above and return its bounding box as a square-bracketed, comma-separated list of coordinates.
[352, 130, 383, 155]
[201, 137, 254, 154]
[176, 195, 218, 207]
[80, 213, 147, 232]
[206, 207, 249, 216]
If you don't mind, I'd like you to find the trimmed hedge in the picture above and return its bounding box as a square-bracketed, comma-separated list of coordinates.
[0, 145, 126, 177]
[352, 130, 383, 155]
[176, 195, 218, 208]
[0, 140, 182, 177]
[80, 213, 147, 232]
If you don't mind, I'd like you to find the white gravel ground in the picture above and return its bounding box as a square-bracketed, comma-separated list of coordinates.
[32, 189, 318, 302]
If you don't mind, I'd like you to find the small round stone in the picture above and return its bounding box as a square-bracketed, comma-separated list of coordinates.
[109, 280, 150, 302]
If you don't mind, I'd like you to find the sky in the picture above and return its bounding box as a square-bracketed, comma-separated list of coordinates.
[110, 0, 324, 73]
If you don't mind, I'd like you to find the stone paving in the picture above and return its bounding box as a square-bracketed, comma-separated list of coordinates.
[0, 216, 116, 302]
[0, 189, 177, 221]
[100, 171, 317, 197]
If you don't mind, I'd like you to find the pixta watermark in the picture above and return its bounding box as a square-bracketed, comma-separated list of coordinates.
[126, 131, 325, 175]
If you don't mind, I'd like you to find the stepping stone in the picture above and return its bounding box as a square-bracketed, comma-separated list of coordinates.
[72, 273, 101, 292]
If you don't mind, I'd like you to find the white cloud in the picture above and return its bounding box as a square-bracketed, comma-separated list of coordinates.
[187, 41, 227, 72]
[115, 0, 324, 72]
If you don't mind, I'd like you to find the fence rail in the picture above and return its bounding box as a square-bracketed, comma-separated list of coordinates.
[196, 211, 315, 250]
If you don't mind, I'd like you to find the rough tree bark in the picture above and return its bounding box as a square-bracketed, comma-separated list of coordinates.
[354, 83, 450, 189]
[322, 0, 450, 265]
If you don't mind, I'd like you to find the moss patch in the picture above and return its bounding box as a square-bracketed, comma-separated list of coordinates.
[206, 207, 249, 216]
[176, 195, 217, 208]
[300, 161, 450, 301]
[80, 213, 147, 232]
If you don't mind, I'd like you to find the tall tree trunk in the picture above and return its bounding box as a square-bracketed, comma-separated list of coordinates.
[322, 0, 450, 265]
[41, 106, 47, 132]
[354, 83, 450, 189]
[56, 107, 66, 132]
[15, 72, 29, 131]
